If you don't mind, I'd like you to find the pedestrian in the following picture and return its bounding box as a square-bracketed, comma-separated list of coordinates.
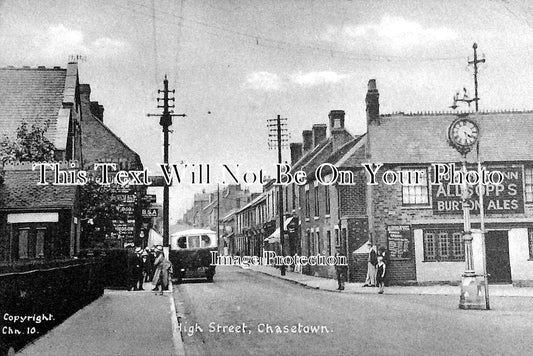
[149, 247, 156, 280]
[378, 246, 390, 286]
[335, 251, 348, 291]
[363, 242, 378, 287]
[141, 250, 152, 284]
[128, 247, 143, 291]
[152, 245, 172, 294]
[134, 247, 144, 290]
[376, 255, 386, 294]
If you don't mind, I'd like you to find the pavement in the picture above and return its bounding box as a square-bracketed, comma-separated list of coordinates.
[17, 281, 184, 356]
[248, 264, 533, 297]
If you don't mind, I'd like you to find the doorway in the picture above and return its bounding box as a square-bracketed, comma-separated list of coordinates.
[485, 230, 512, 284]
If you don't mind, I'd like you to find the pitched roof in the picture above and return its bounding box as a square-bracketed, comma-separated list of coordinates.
[0, 162, 77, 210]
[79, 84, 142, 168]
[368, 111, 533, 164]
[0, 64, 77, 150]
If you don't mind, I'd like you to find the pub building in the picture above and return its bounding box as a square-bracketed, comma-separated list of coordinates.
[365, 79, 533, 286]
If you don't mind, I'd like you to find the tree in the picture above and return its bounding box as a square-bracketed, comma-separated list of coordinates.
[0, 120, 55, 163]
[79, 180, 126, 248]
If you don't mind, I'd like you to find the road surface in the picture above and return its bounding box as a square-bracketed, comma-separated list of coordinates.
[173, 266, 533, 356]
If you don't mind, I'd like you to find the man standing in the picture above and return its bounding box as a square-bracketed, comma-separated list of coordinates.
[363, 242, 378, 287]
[335, 251, 348, 291]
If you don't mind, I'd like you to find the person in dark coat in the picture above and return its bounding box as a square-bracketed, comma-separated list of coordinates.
[141, 250, 152, 283]
[134, 247, 144, 290]
[127, 247, 143, 291]
[363, 242, 378, 287]
[376, 256, 386, 294]
[335, 251, 348, 291]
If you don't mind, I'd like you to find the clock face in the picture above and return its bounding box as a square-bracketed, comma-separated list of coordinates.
[449, 118, 479, 147]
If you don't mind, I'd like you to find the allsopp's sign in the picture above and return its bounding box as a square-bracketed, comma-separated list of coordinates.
[431, 166, 524, 215]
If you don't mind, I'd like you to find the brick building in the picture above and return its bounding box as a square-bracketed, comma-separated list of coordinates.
[78, 83, 146, 248]
[0, 64, 83, 261]
[284, 111, 367, 280]
[363, 79, 533, 285]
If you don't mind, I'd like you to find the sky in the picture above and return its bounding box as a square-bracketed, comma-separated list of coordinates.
[2, 0, 533, 222]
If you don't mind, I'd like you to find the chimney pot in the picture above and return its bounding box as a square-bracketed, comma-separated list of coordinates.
[329, 110, 345, 132]
[366, 79, 380, 126]
[312, 124, 327, 147]
[302, 130, 313, 153]
[290, 142, 303, 165]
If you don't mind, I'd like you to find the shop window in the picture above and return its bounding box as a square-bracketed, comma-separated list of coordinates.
[402, 168, 429, 206]
[423, 230, 464, 262]
[525, 167, 533, 203]
[316, 231, 321, 255]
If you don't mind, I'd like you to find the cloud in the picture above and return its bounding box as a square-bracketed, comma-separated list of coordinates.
[325, 16, 456, 50]
[33, 24, 128, 60]
[290, 71, 350, 86]
[246, 71, 282, 91]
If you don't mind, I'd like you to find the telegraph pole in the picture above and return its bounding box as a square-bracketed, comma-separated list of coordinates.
[147, 75, 186, 258]
[267, 115, 288, 275]
[469, 43, 485, 112]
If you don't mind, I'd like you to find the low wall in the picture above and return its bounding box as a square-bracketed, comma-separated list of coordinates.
[0, 260, 103, 355]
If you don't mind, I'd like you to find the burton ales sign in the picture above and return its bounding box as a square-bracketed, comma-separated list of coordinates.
[431, 166, 524, 215]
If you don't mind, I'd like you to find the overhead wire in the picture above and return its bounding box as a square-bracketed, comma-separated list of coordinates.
[106, 1, 466, 63]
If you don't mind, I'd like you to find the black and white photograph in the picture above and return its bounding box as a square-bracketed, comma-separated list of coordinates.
[1, 0, 533, 355]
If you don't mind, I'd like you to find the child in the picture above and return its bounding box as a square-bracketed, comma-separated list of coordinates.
[376, 256, 386, 294]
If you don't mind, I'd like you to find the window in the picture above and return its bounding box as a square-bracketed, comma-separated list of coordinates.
[36, 229, 45, 258]
[285, 187, 289, 212]
[201, 235, 211, 247]
[292, 185, 296, 210]
[18, 229, 29, 259]
[423, 230, 464, 262]
[529, 229, 533, 259]
[305, 190, 310, 218]
[177, 236, 187, 248]
[525, 167, 533, 203]
[324, 185, 330, 215]
[188, 235, 200, 248]
[327, 231, 332, 256]
[402, 168, 429, 206]
[314, 186, 319, 216]
[316, 231, 321, 255]
[335, 229, 340, 247]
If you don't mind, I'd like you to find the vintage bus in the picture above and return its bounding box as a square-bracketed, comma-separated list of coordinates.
[169, 229, 217, 282]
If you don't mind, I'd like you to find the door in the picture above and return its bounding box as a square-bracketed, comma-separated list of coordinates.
[485, 230, 512, 284]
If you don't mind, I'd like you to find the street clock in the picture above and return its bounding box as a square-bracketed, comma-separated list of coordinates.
[448, 117, 479, 155]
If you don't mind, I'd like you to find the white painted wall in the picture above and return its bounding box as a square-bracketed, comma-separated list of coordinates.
[508, 228, 533, 281]
[414, 229, 464, 282]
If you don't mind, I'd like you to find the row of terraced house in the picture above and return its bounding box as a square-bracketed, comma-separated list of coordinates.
[221, 79, 533, 286]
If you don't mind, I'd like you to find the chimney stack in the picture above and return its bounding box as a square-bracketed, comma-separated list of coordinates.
[366, 79, 380, 126]
[329, 110, 345, 131]
[90, 101, 104, 122]
[290, 142, 303, 164]
[312, 124, 327, 147]
[302, 130, 313, 152]
[328, 110, 352, 151]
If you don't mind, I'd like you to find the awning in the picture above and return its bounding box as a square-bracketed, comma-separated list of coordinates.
[264, 217, 294, 243]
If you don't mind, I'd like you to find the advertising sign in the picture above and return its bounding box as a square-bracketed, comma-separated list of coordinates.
[431, 166, 524, 215]
[142, 208, 158, 218]
[387, 225, 412, 259]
